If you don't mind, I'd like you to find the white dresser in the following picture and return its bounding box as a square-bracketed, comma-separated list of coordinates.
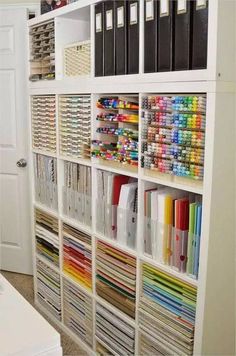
[0, 274, 62, 356]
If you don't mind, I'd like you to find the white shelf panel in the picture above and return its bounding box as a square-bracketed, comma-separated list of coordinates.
[140, 171, 203, 195]
[32, 148, 57, 158]
[93, 69, 212, 84]
[28, 0, 100, 26]
[92, 161, 138, 179]
[29, 76, 218, 95]
[94, 233, 137, 258]
[58, 155, 92, 167]
[34, 201, 59, 218]
[60, 214, 92, 235]
[140, 255, 198, 288]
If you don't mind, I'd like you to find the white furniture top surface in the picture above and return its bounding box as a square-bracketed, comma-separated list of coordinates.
[0, 273, 62, 356]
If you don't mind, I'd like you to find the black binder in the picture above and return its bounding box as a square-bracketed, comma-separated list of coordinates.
[144, 0, 158, 73]
[158, 0, 174, 72]
[95, 2, 104, 77]
[173, 0, 192, 71]
[104, 1, 115, 76]
[191, 0, 208, 69]
[115, 0, 127, 75]
[127, 0, 139, 74]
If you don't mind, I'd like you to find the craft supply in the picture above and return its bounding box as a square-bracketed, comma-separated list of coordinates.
[141, 94, 206, 180]
[92, 96, 139, 167]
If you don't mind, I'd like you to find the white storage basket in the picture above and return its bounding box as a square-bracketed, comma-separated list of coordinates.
[64, 40, 91, 77]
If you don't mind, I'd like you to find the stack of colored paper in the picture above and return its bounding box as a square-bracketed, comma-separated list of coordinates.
[35, 209, 59, 267]
[96, 303, 135, 355]
[139, 262, 197, 355]
[96, 241, 136, 318]
[63, 223, 92, 290]
[63, 278, 93, 347]
[96, 341, 112, 355]
[36, 258, 61, 320]
[144, 187, 202, 278]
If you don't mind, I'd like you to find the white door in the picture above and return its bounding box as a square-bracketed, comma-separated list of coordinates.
[0, 8, 32, 274]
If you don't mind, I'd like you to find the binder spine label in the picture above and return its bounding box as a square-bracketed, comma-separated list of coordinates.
[117, 6, 124, 28]
[106, 9, 113, 30]
[130, 2, 138, 25]
[160, 0, 169, 17]
[96, 13, 102, 32]
[196, 0, 207, 9]
[177, 0, 187, 14]
[146, 0, 154, 21]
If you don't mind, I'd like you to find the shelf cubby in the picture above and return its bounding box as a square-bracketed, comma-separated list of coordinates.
[140, 180, 202, 280]
[63, 277, 93, 347]
[31, 95, 56, 154]
[138, 261, 197, 355]
[62, 161, 92, 227]
[35, 208, 59, 267]
[94, 168, 138, 250]
[29, 20, 55, 81]
[95, 302, 136, 355]
[35, 258, 61, 320]
[96, 240, 136, 319]
[92, 94, 139, 173]
[62, 222, 92, 291]
[59, 95, 91, 159]
[34, 154, 58, 210]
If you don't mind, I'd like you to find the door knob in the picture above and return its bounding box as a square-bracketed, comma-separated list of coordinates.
[16, 159, 27, 168]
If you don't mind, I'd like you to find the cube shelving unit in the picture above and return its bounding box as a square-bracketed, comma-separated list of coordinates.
[28, 1, 236, 355]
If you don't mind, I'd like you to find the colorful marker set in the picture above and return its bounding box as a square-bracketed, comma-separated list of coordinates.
[96, 127, 138, 139]
[141, 94, 206, 180]
[96, 113, 138, 123]
[142, 156, 204, 179]
[142, 95, 206, 112]
[92, 140, 138, 166]
[93, 96, 139, 167]
[142, 111, 205, 130]
[143, 122, 205, 147]
[97, 98, 139, 110]
[142, 143, 204, 165]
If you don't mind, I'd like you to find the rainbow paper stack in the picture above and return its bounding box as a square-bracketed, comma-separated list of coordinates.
[139, 262, 197, 355]
[63, 223, 92, 291]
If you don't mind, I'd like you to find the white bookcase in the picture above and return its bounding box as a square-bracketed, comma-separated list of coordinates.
[28, 1, 236, 355]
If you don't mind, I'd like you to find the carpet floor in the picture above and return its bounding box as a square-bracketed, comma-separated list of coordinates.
[1, 271, 88, 356]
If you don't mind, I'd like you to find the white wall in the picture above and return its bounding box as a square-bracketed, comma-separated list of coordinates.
[0, 0, 39, 3]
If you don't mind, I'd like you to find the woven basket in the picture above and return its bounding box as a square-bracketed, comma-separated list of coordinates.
[64, 40, 91, 77]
